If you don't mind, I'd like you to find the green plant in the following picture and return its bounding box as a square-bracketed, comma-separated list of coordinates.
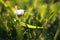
[0, 0, 60, 40]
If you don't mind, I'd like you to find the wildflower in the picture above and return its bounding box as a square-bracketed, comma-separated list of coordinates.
[14, 9, 24, 15]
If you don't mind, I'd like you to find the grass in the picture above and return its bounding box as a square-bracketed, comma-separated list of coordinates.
[0, 0, 60, 40]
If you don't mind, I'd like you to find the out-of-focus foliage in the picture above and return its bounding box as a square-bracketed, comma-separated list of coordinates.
[0, 0, 60, 40]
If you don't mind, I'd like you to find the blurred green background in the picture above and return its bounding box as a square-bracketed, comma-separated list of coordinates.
[0, 0, 60, 40]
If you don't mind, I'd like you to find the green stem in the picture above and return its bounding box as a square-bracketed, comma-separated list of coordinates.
[54, 27, 60, 40]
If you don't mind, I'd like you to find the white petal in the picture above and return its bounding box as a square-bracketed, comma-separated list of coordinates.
[14, 9, 24, 15]
[14, 18, 16, 22]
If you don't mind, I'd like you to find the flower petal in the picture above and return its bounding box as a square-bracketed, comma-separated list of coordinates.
[14, 9, 24, 15]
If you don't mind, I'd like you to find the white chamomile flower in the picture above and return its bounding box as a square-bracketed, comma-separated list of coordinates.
[14, 9, 24, 15]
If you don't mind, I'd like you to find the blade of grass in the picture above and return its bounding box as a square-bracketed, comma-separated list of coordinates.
[20, 22, 46, 29]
